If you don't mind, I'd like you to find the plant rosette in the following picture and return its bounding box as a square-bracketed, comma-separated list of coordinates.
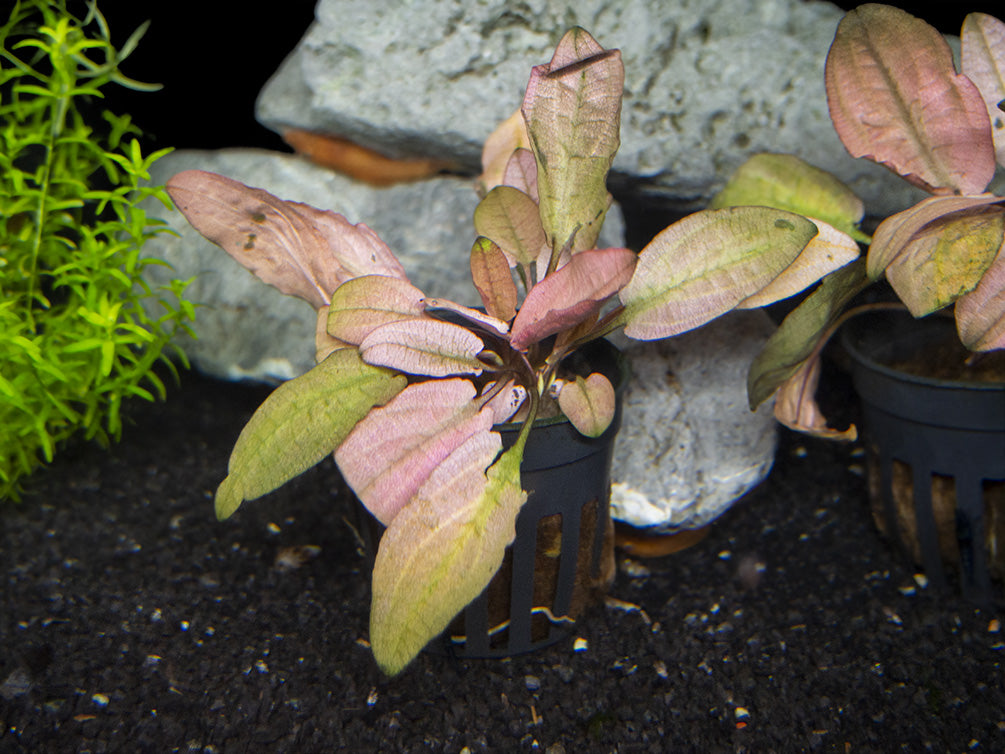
[167, 28, 855, 676]
[720, 5, 1005, 440]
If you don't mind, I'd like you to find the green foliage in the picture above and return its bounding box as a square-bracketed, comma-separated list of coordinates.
[0, 0, 195, 500]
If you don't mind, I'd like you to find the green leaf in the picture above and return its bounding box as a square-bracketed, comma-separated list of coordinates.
[619, 207, 819, 340]
[473, 185, 547, 268]
[711, 153, 868, 243]
[747, 260, 870, 410]
[326, 274, 427, 345]
[522, 27, 623, 256]
[215, 349, 406, 520]
[370, 431, 528, 676]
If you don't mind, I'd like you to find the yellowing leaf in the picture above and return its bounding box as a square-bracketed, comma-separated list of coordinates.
[711, 153, 866, 241]
[557, 373, 615, 438]
[620, 207, 818, 340]
[470, 237, 518, 322]
[473, 186, 548, 268]
[478, 108, 532, 195]
[326, 275, 427, 345]
[523, 27, 623, 254]
[369, 434, 528, 676]
[215, 349, 406, 520]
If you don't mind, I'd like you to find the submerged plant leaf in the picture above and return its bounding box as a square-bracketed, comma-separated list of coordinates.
[557, 373, 615, 438]
[747, 260, 869, 410]
[326, 275, 427, 345]
[503, 148, 539, 202]
[868, 194, 1005, 279]
[956, 241, 1005, 350]
[334, 379, 496, 524]
[423, 298, 511, 338]
[773, 356, 857, 441]
[710, 153, 867, 242]
[510, 247, 636, 350]
[884, 205, 1005, 317]
[215, 349, 406, 520]
[620, 207, 818, 340]
[473, 185, 548, 268]
[825, 5, 995, 194]
[359, 318, 487, 377]
[962, 13, 1005, 167]
[166, 170, 406, 308]
[370, 432, 528, 676]
[523, 27, 623, 255]
[739, 220, 860, 309]
[470, 237, 519, 322]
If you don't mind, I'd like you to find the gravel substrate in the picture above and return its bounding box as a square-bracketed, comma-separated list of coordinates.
[1, 363, 1003, 753]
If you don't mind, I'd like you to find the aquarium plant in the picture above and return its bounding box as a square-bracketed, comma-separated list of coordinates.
[167, 27, 856, 675]
[0, 0, 194, 500]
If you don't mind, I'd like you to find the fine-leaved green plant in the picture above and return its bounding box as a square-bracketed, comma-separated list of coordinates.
[0, 0, 195, 500]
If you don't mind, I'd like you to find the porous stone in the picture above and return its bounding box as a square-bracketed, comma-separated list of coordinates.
[141, 148, 623, 382]
[256, 0, 925, 218]
[609, 310, 778, 532]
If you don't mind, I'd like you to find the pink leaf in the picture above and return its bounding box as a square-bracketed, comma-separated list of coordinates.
[326, 275, 427, 345]
[556, 373, 615, 438]
[868, 194, 1005, 279]
[334, 379, 495, 524]
[482, 380, 528, 425]
[825, 5, 995, 194]
[166, 170, 406, 308]
[956, 240, 1005, 350]
[359, 319, 486, 377]
[773, 357, 857, 441]
[503, 148, 539, 202]
[510, 247, 636, 351]
[962, 13, 1005, 168]
[470, 237, 519, 322]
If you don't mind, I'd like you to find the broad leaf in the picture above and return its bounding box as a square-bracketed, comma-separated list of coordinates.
[473, 185, 548, 268]
[370, 433, 528, 676]
[314, 305, 350, 363]
[334, 379, 496, 525]
[360, 318, 487, 377]
[825, 5, 995, 194]
[962, 13, 1005, 167]
[620, 207, 818, 340]
[327, 275, 427, 345]
[773, 357, 857, 441]
[510, 247, 636, 350]
[215, 349, 406, 520]
[522, 27, 623, 255]
[867, 194, 1005, 279]
[956, 242, 1005, 350]
[470, 237, 519, 322]
[885, 205, 1005, 317]
[167, 170, 406, 308]
[711, 153, 867, 242]
[739, 220, 860, 309]
[478, 108, 532, 195]
[748, 260, 869, 410]
[557, 373, 615, 438]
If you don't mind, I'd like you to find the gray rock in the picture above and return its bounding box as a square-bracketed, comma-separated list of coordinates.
[142, 148, 623, 382]
[256, 0, 924, 218]
[609, 310, 778, 532]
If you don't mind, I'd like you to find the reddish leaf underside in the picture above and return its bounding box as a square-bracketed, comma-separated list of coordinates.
[961, 12, 1005, 168]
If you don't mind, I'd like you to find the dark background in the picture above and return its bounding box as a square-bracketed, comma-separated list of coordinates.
[96, 1, 1004, 155]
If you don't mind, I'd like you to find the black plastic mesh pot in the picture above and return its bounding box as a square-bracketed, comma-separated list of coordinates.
[842, 311, 1005, 602]
[358, 338, 629, 658]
